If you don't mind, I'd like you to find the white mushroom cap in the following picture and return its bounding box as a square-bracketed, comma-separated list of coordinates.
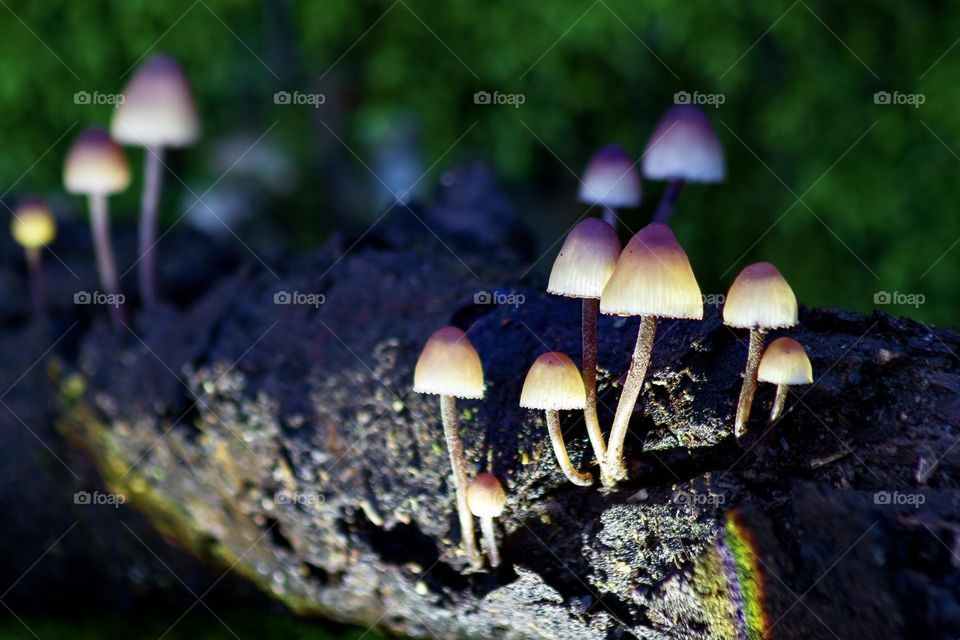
[547, 218, 621, 299]
[467, 473, 506, 518]
[578, 144, 641, 208]
[11, 198, 56, 249]
[723, 262, 798, 329]
[599, 222, 703, 320]
[112, 54, 200, 148]
[519, 352, 586, 411]
[64, 128, 131, 195]
[758, 337, 813, 385]
[642, 105, 725, 183]
[413, 327, 484, 399]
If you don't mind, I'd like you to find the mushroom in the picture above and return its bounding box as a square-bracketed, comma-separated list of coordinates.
[599, 223, 703, 483]
[112, 53, 200, 308]
[547, 218, 621, 483]
[642, 105, 725, 223]
[413, 326, 484, 567]
[520, 351, 593, 487]
[466, 473, 506, 568]
[64, 128, 131, 326]
[757, 337, 812, 424]
[723, 263, 798, 439]
[578, 144, 641, 229]
[11, 197, 56, 319]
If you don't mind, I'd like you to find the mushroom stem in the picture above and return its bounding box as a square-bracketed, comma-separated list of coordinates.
[652, 179, 684, 224]
[479, 516, 500, 568]
[734, 328, 766, 439]
[581, 298, 607, 466]
[88, 193, 123, 327]
[601, 206, 617, 229]
[605, 315, 657, 483]
[25, 247, 47, 321]
[138, 146, 165, 309]
[439, 395, 481, 567]
[769, 384, 788, 425]
[545, 409, 594, 486]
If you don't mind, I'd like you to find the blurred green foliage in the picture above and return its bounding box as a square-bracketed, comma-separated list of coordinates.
[0, 0, 956, 324]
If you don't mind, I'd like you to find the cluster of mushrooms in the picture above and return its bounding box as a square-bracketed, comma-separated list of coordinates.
[9, 53, 199, 325]
[413, 105, 814, 570]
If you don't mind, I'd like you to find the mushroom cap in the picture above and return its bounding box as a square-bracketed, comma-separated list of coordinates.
[642, 105, 725, 183]
[112, 53, 200, 148]
[723, 262, 798, 329]
[758, 337, 813, 385]
[413, 327, 484, 399]
[578, 144, 641, 208]
[467, 473, 506, 518]
[599, 222, 703, 319]
[547, 218, 622, 299]
[11, 198, 56, 249]
[519, 352, 586, 411]
[64, 128, 131, 195]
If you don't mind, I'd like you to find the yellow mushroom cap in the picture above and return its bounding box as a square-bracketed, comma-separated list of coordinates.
[11, 198, 56, 249]
[599, 222, 703, 319]
[758, 337, 813, 385]
[112, 54, 200, 148]
[467, 473, 506, 518]
[413, 327, 484, 399]
[547, 218, 622, 299]
[519, 352, 586, 411]
[723, 262, 798, 329]
[64, 128, 131, 195]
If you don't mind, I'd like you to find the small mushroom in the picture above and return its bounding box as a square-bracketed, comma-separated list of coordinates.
[723, 263, 798, 439]
[547, 218, 621, 483]
[11, 197, 56, 319]
[758, 337, 813, 424]
[642, 105, 725, 223]
[600, 223, 702, 484]
[112, 53, 200, 309]
[413, 326, 484, 568]
[520, 352, 593, 487]
[466, 473, 506, 568]
[578, 144, 641, 229]
[64, 128, 131, 326]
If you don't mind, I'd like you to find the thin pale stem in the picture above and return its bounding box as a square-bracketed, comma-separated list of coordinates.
[545, 409, 594, 486]
[480, 516, 500, 568]
[769, 384, 788, 425]
[439, 395, 481, 567]
[25, 247, 47, 322]
[89, 193, 123, 327]
[652, 179, 685, 223]
[605, 315, 657, 483]
[734, 329, 766, 439]
[139, 146, 165, 308]
[601, 205, 617, 229]
[581, 299, 607, 465]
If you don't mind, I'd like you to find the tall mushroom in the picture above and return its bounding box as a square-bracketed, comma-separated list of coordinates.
[64, 128, 131, 327]
[520, 352, 593, 487]
[112, 53, 200, 308]
[642, 105, 725, 224]
[11, 197, 56, 320]
[413, 326, 484, 568]
[547, 217, 621, 483]
[466, 473, 506, 568]
[723, 263, 798, 439]
[578, 144, 641, 229]
[600, 223, 703, 483]
[757, 336, 813, 424]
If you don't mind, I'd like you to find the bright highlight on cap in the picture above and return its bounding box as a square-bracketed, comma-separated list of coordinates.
[578, 144, 641, 208]
[723, 262, 798, 329]
[547, 218, 622, 299]
[642, 105, 725, 183]
[467, 473, 506, 518]
[112, 53, 200, 148]
[64, 128, 131, 195]
[520, 352, 586, 411]
[11, 198, 56, 249]
[413, 327, 484, 399]
[758, 337, 812, 385]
